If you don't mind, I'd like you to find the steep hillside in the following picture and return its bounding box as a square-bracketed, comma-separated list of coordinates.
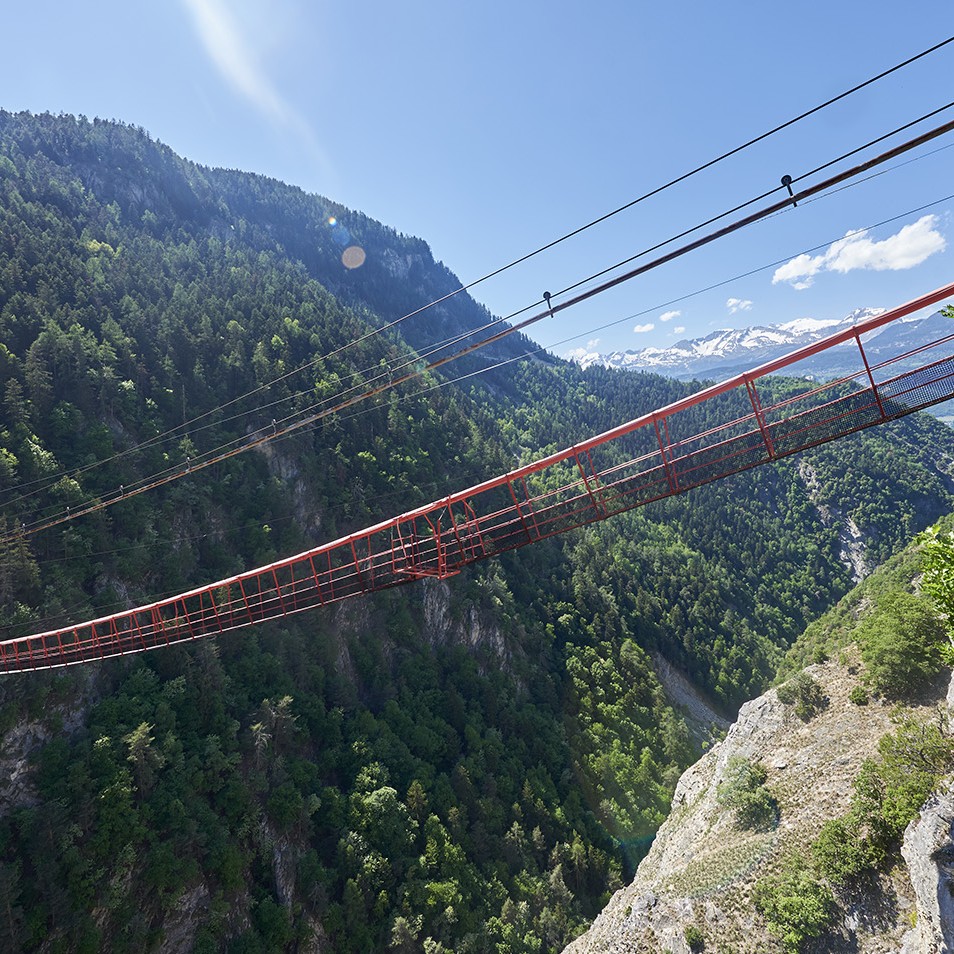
[566, 662, 954, 953]
[0, 111, 953, 952]
[566, 522, 954, 954]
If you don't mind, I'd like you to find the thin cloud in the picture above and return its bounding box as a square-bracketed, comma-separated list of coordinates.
[726, 298, 752, 314]
[179, 0, 332, 175]
[659, 310, 681, 322]
[772, 215, 946, 290]
[180, 0, 291, 121]
[633, 322, 655, 334]
[672, 325, 686, 334]
[586, 338, 601, 349]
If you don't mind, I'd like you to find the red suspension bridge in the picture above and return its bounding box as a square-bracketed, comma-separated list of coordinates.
[3, 281, 954, 673]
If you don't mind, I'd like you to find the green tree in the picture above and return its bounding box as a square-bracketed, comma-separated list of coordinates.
[0, 861, 24, 952]
[389, 914, 422, 952]
[810, 817, 870, 885]
[684, 924, 705, 951]
[753, 859, 834, 953]
[775, 672, 827, 720]
[716, 757, 778, 831]
[920, 525, 954, 647]
[808, 712, 954, 884]
[856, 593, 947, 697]
[123, 721, 165, 798]
[854, 713, 954, 850]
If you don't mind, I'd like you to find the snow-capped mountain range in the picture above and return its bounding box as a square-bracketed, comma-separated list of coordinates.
[566, 306, 954, 421]
[565, 306, 930, 381]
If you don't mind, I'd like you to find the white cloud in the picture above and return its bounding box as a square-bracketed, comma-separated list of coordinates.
[828, 217, 945, 272]
[586, 338, 601, 349]
[672, 325, 686, 334]
[726, 298, 753, 314]
[633, 322, 655, 334]
[772, 215, 946, 289]
[772, 253, 820, 290]
[659, 310, 681, 322]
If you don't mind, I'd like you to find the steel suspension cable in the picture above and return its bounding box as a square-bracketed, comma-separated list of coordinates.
[7, 37, 951, 506]
[13, 115, 954, 542]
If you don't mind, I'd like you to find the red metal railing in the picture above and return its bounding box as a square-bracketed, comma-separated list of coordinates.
[2, 282, 953, 673]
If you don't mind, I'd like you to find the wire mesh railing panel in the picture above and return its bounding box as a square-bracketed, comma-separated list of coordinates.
[474, 508, 533, 556]
[518, 462, 600, 538]
[458, 484, 531, 557]
[878, 355, 954, 416]
[661, 385, 755, 445]
[595, 451, 672, 511]
[768, 388, 884, 455]
[670, 428, 771, 489]
[595, 424, 664, 473]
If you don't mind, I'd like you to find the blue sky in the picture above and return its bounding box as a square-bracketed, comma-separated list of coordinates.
[3, 1, 953, 357]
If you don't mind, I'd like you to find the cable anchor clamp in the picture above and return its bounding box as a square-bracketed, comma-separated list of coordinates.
[543, 291, 555, 319]
[781, 174, 797, 207]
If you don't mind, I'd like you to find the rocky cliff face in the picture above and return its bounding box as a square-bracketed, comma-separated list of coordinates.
[900, 778, 954, 954]
[565, 659, 954, 954]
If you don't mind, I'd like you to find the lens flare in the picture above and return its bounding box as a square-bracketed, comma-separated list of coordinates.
[342, 246, 366, 269]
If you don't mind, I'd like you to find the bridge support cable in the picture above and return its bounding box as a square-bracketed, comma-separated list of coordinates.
[12, 115, 954, 544]
[2, 282, 954, 673]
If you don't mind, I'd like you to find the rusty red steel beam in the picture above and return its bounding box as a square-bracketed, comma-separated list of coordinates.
[2, 282, 953, 673]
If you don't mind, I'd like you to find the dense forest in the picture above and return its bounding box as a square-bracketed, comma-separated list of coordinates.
[0, 110, 952, 952]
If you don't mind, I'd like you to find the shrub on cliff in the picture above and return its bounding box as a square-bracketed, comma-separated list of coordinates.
[856, 592, 947, 698]
[716, 757, 778, 831]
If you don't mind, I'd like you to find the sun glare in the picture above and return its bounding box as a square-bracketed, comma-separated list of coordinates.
[342, 246, 366, 269]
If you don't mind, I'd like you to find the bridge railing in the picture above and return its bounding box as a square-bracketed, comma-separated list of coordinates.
[2, 282, 952, 672]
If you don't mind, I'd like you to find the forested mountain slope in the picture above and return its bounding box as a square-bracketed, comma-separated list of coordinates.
[0, 110, 952, 952]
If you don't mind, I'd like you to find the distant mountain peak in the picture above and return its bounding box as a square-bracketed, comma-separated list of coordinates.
[566, 307, 889, 378]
